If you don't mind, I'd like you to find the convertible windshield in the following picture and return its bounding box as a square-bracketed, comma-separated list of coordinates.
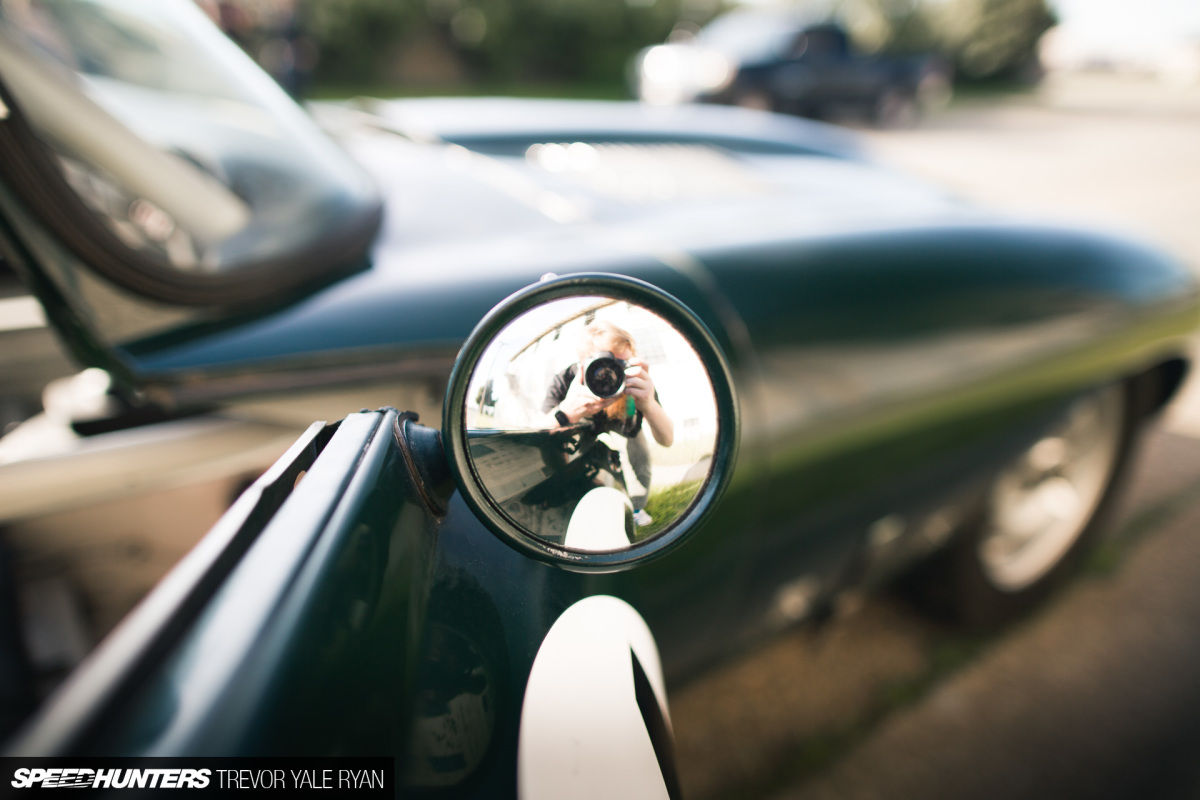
[0, 0, 378, 286]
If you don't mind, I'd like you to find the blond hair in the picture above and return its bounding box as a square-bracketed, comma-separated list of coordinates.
[577, 319, 636, 361]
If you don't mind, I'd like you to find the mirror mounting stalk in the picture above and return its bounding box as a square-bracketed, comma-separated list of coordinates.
[391, 411, 455, 516]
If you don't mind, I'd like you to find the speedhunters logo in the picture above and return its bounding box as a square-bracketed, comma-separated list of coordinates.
[12, 768, 211, 789]
[2, 759, 391, 796]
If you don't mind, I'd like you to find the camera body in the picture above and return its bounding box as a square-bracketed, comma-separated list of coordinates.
[583, 351, 627, 398]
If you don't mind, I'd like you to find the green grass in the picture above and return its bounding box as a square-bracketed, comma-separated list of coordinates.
[950, 78, 1042, 98]
[636, 480, 703, 541]
[1083, 470, 1200, 579]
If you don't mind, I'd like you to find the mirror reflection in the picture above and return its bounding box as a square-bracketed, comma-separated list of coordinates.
[464, 296, 718, 552]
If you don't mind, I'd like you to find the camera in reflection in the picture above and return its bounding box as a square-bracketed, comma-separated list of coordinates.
[583, 351, 627, 398]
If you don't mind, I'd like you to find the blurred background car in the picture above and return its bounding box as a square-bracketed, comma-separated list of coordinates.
[632, 9, 953, 126]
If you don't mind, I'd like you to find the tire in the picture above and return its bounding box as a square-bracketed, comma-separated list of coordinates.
[913, 382, 1136, 628]
[873, 88, 919, 129]
[916, 69, 953, 112]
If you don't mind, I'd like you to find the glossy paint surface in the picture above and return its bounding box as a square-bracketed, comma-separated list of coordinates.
[11, 408, 691, 796]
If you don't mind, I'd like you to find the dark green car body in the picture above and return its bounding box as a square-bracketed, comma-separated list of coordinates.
[0, 2, 1196, 794]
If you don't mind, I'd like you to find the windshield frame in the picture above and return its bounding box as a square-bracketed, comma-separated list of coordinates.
[0, 1, 382, 307]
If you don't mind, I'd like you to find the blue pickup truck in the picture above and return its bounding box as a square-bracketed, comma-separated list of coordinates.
[634, 11, 952, 126]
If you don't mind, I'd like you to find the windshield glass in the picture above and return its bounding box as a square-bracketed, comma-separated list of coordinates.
[0, 0, 378, 280]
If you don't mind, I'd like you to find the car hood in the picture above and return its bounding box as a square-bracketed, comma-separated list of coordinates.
[329, 97, 976, 258]
[124, 98, 986, 381]
[338, 96, 862, 157]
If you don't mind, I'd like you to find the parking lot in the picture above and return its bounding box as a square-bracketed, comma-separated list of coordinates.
[671, 72, 1200, 800]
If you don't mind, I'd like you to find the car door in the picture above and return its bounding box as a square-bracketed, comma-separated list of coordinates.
[8, 411, 433, 759]
[7, 408, 681, 799]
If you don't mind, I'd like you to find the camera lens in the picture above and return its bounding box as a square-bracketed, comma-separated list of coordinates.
[584, 352, 626, 398]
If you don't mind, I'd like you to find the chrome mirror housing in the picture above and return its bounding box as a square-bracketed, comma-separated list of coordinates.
[443, 274, 739, 571]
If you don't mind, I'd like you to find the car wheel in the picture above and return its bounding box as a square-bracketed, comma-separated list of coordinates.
[916, 69, 953, 112]
[915, 383, 1134, 627]
[873, 88, 919, 129]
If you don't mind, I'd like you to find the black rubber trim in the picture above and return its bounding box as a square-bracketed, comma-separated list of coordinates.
[0, 75, 381, 308]
[631, 649, 682, 800]
[392, 411, 448, 517]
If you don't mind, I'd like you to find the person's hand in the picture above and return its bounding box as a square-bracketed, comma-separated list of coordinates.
[623, 358, 657, 411]
[557, 377, 610, 423]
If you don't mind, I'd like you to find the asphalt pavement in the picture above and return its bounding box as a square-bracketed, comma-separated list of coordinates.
[669, 72, 1200, 800]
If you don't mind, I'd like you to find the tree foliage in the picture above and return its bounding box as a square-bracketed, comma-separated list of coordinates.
[934, 0, 1057, 79]
[839, 0, 1056, 81]
[302, 0, 721, 88]
[303, 0, 426, 83]
[299, 0, 1054, 90]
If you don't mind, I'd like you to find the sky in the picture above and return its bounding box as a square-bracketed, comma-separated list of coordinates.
[740, 0, 1200, 55]
[1049, 0, 1200, 59]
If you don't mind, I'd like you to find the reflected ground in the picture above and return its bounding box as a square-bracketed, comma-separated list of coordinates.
[670, 71, 1200, 800]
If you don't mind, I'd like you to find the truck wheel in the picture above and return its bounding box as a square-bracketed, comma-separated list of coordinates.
[916, 70, 953, 111]
[873, 89, 918, 128]
[914, 383, 1135, 628]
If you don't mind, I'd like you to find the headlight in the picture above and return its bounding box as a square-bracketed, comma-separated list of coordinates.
[638, 46, 735, 104]
[638, 45, 686, 104]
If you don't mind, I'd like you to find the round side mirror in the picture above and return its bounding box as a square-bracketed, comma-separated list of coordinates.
[443, 274, 739, 571]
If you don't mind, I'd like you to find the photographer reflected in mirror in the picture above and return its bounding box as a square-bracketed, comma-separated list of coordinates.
[463, 295, 718, 551]
[543, 321, 674, 526]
